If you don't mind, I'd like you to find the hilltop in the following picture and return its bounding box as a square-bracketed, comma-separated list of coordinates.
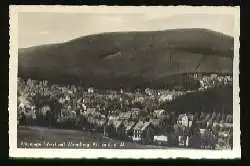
[18, 28, 234, 89]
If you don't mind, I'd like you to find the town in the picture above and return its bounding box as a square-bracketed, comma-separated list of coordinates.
[17, 73, 233, 150]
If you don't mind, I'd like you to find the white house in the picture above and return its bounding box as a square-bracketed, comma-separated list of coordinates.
[154, 135, 168, 144]
[159, 94, 174, 102]
[88, 87, 94, 93]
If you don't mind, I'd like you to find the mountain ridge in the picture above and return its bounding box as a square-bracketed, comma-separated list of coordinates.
[18, 28, 234, 89]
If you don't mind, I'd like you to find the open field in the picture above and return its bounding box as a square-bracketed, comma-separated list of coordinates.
[17, 126, 174, 149]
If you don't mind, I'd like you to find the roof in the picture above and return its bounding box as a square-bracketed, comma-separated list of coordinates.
[133, 121, 144, 130]
[178, 114, 192, 120]
[96, 118, 107, 127]
[85, 108, 101, 117]
[113, 120, 123, 128]
[134, 121, 151, 131]
[154, 135, 168, 142]
[153, 109, 166, 116]
[108, 116, 119, 120]
[154, 109, 164, 112]
[187, 114, 194, 120]
[141, 122, 151, 131]
[87, 117, 106, 127]
[131, 108, 141, 112]
[151, 119, 162, 127]
[87, 116, 95, 124]
[41, 105, 51, 111]
[87, 107, 96, 113]
[223, 123, 233, 128]
[108, 119, 123, 128]
[124, 121, 135, 131]
[119, 112, 131, 119]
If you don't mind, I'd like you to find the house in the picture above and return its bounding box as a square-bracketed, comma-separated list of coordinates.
[211, 74, 218, 78]
[153, 109, 168, 119]
[70, 110, 77, 119]
[178, 114, 193, 128]
[81, 103, 87, 111]
[58, 97, 65, 104]
[119, 111, 132, 120]
[105, 119, 125, 138]
[113, 120, 124, 134]
[95, 118, 107, 132]
[87, 107, 96, 113]
[223, 122, 233, 128]
[132, 121, 154, 144]
[139, 110, 149, 119]
[131, 107, 148, 119]
[41, 105, 51, 116]
[145, 88, 152, 96]
[133, 96, 145, 103]
[88, 87, 94, 93]
[86, 116, 106, 131]
[225, 114, 233, 123]
[23, 108, 37, 120]
[153, 135, 168, 145]
[151, 118, 166, 134]
[131, 108, 141, 113]
[145, 88, 156, 96]
[18, 96, 31, 108]
[130, 108, 141, 120]
[159, 94, 174, 102]
[193, 73, 198, 79]
[108, 115, 119, 121]
[64, 94, 71, 101]
[83, 107, 101, 117]
[132, 121, 144, 141]
[193, 73, 203, 79]
[123, 121, 136, 139]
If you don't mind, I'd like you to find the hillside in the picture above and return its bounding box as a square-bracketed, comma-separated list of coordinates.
[18, 28, 234, 89]
[165, 85, 233, 114]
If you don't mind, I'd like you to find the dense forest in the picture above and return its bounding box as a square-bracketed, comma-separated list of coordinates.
[162, 85, 233, 114]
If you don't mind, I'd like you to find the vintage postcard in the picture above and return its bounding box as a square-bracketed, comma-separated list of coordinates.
[9, 5, 240, 159]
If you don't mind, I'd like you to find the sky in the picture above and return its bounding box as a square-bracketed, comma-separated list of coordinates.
[18, 12, 235, 48]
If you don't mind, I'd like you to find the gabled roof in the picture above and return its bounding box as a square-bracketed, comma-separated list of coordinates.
[141, 122, 151, 131]
[108, 119, 123, 128]
[134, 121, 151, 131]
[133, 121, 144, 130]
[124, 121, 136, 131]
[96, 118, 107, 127]
[113, 120, 123, 128]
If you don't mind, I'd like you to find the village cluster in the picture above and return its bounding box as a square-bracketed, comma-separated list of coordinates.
[17, 73, 233, 150]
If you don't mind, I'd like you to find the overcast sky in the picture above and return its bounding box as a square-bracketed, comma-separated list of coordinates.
[18, 12, 235, 48]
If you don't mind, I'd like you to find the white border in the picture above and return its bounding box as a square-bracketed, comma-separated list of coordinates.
[9, 5, 240, 159]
